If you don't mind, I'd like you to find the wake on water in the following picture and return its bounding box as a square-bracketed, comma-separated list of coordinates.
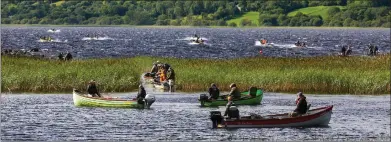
[47, 29, 61, 33]
[255, 41, 322, 49]
[82, 36, 114, 41]
[37, 39, 68, 43]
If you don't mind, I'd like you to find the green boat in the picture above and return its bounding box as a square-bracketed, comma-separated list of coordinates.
[72, 89, 155, 108]
[199, 88, 263, 107]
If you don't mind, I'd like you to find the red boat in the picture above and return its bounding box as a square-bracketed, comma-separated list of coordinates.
[210, 105, 333, 128]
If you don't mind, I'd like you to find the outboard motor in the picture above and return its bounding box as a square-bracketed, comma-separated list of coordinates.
[210, 111, 223, 128]
[144, 94, 155, 108]
[199, 94, 208, 106]
[227, 106, 240, 119]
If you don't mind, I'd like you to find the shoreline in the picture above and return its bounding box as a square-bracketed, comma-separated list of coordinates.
[1, 24, 389, 29]
[2, 55, 389, 95]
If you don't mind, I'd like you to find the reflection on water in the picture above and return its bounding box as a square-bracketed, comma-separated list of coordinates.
[1, 92, 389, 141]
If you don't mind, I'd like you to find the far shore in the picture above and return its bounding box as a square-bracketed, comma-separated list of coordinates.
[1, 24, 389, 29]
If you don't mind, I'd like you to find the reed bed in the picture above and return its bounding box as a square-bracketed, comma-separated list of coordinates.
[1, 54, 389, 94]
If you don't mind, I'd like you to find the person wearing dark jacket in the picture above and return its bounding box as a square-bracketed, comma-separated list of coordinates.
[65, 52, 72, 61]
[208, 83, 220, 100]
[228, 83, 241, 100]
[136, 85, 147, 104]
[166, 67, 175, 80]
[290, 92, 308, 117]
[341, 46, 347, 56]
[87, 80, 101, 97]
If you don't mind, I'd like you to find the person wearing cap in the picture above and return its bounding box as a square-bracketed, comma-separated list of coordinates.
[150, 61, 161, 75]
[290, 92, 308, 117]
[87, 80, 101, 98]
[136, 84, 146, 104]
[208, 83, 220, 100]
[223, 96, 235, 117]
[228, 83, 241, 100]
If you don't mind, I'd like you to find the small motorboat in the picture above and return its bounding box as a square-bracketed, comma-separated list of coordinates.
[72, 89, 155, 108]
[210, 105, 333, 128]
[199, 87, 263, 107]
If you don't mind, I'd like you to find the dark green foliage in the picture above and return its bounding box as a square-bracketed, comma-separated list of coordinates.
[1, 0, 389, 27]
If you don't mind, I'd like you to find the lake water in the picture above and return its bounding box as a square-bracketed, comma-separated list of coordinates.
[1, 92, 389, 141]
[1, 27, 390, 59]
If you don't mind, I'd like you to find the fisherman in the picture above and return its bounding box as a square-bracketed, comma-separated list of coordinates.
[150, 61, 161, 74]
[65, 52, 73, 61]
[136, 84, 147, 104]
[228, 83, 241, 100]
[208, 83, 220, 100]
[58, 52, 64, 60]
[290, 92, 308, 117]
[260, 39, 267, 45]
[166, 67, 175, 80]
[296, 41, 301, 46]
[374, 45, 378, 56]
[87, 80, 102, 97]
[368, 44, 374, 56]
[223, 96, 236, 117]
[346, 45, 352, 56]
[341, 45, 347, 56]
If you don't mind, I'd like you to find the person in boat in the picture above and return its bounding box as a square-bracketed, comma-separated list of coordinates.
[87, 80, 102, 98]
[58, 52, 64, 60]
[346, 45, 352, 56]
[65, 52, 72, 61]
[260, 39, 267, 45]
[228, 83, 241, 100]
[159, 68, 167, 83]
[223, 96, 235, 117]
[341, 45, 347, 56]
[290, 92, 308, 117]
[166, 67, 175, 80]
[208, 83, 220, 100]
[295, 41, 301, 46]
[150, 61, 161, 75]
[136, 84, 146, 104]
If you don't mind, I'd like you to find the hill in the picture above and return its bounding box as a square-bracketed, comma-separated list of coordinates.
[227, 12, 259, 27]
[287, 6, 347, 20]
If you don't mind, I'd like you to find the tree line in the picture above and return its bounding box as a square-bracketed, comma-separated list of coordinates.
[1, 0, 390, 27]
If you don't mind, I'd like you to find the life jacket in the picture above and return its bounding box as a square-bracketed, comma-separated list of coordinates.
[160, 72, 166, 82]
[261, 40, 267, 44]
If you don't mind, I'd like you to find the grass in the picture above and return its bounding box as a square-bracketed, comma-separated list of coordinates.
[1, 55, 390, 95]
[287, 6, 347, 19]
[227, 12, 260, 26]
[54, 0, 65, 6]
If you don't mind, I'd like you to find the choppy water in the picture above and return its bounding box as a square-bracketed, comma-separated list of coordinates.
[1, 27, 389, 59]
[1, 92, 389, 141]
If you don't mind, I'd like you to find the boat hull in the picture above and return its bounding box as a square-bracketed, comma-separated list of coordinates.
[214, 106, 333, 128]
[200, 89, 263, 107]
[73, 89, 150, 108]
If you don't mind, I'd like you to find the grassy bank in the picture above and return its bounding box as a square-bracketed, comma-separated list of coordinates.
[287, 6, 347, 19]
[227, 12, 260, 26]
[2, 55, 390, 94]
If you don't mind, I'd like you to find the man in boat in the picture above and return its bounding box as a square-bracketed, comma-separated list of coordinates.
[346, 45, 352, 56]
[166, 67, 175, 80]
[223, 96, 235, 116]
[58, 52, 64, 60]
[228, 83, 241, 100]
[290, 92, 308, 117]
[136, 84, 146, 104]
[341, 45, 347, 56]
[295, 41, 301, 46]
[208, 83, 220, 100]
[87, 80, 102, 97]
[260, 39, 267, 45]
[65, 52, 73, 61]
[148, 61, 162, 77]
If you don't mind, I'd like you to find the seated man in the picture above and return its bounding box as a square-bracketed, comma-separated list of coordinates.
[223, 96, 235, 117]
[136, 85, 146, 104]
[228, 83, 241, 100]
[87, 80, 102, 98]
[208, 83, 220, 100]
[290, 92, 308, 117]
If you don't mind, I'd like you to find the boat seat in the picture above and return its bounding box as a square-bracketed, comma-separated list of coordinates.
[248, 87, 258, 97]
